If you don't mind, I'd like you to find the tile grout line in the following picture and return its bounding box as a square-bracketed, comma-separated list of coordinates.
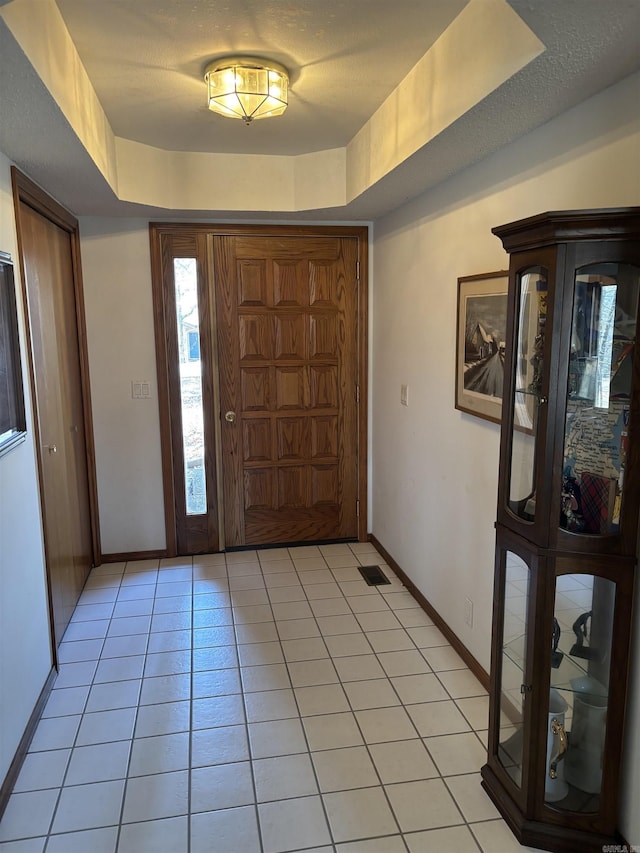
[228, 552, 267, 853]
[294, 543, 481, 844]
[325, 545, 418, 849]
[258, 544, 417, 847]
[265, 545, 339, 853]
[187, 554, 195, 853]
[111, 557, 157, 853]
[321, 545, 410, 851]
[44, 561, 129, 848]
[345, 548, 481, 847]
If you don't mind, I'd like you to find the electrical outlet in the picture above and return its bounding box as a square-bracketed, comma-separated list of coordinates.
[464, 597, 474, 627]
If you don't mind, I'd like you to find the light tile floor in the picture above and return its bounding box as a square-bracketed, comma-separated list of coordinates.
[0, 543, 536, 853]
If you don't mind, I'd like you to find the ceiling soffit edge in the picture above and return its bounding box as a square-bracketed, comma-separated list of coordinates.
[0, 0, 544, 214]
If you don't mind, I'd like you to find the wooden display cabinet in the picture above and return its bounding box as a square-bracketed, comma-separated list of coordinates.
[481, 208, 640, 852]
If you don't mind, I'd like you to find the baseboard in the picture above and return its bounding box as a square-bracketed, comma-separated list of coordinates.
[368, 534, 490, 692]
[0, 666, 57, 819]
[228, 538, 358, 553]
[100, 549, 169, 564]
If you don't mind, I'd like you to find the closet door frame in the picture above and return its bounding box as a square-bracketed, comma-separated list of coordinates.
[12, 168, 101, 649]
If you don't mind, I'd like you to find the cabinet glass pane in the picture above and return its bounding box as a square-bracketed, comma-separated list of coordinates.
[561, 264, 639, 535]
[543, 573, 614, 812]
[174, 258, 206, 516]
[508, 267, 547, 521]
[498, 551, 530, 789]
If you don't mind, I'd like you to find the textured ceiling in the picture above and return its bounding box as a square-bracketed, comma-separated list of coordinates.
[54, 0, 467, 156]
[0, 0, 639, 220]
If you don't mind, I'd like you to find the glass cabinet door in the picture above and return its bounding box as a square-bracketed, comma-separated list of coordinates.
[561, 263, 640, 536]
[497, 551, 531, 789]
[543, 571, 614, 813]
[508, 267, 548, 522]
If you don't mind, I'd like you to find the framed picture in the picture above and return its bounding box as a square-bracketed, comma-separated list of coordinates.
[0, 251, 27, 457]
[456, 270, 509, 425]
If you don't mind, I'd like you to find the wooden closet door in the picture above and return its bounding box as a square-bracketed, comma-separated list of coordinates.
[214, 234, 359, 547]
[19, 201, 93, 645]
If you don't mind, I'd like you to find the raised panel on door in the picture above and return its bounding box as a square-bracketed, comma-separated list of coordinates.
[274, 315, 305, 360]
[243, 418, 272, 463]
[237, 259, 268, 305]
[241, 367, 271, 411]
[215, 234, 359, 547]
[239, 314, 272, 361]
[273, 261, 307, 306]
[275, 366, 306, 410]
[310, 314, 338, 359]
[276, 417, 308, 461]
[311, 415, 338, 459]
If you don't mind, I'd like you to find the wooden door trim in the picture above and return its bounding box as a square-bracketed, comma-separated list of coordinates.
[356, 232, 369, 542]
[149, 225, 178, 555]
[150, 230, 220, 555]
[11, 168, 102, 568]
[150, 223, 369, 551]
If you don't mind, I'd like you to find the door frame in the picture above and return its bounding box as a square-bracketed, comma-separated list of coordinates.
[12, 169, 102, 637]
[150, 222, 369, 554]
[151, 230, 221, 555]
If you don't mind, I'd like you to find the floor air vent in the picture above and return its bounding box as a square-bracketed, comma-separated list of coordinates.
[358, 564, 391, 586]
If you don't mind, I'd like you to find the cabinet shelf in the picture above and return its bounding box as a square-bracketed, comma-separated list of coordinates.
[503, 634, 608, 698]
[566, 394, 630, 403]
[515, 387, 542, 398]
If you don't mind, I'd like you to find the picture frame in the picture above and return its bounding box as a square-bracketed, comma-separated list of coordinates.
[0, 251, 27, 457]
[456, 270, 509, 425]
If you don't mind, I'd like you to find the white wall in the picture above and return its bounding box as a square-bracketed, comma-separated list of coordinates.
[372, 71, 640, 842]
[79, 218, 166, 556]
[0, 153, 53, 782]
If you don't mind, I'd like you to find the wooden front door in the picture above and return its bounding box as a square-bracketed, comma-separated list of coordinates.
[214, 235, 360, 547]
[14, 171, 98, 646]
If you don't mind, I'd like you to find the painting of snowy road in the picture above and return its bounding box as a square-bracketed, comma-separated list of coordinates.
[456, 271, 509, 424]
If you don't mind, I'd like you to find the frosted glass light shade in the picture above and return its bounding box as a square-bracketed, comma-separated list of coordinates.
[204, 57, 288, 123]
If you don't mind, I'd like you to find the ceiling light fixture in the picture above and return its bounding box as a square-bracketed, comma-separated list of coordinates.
[204, 56, 289, 125]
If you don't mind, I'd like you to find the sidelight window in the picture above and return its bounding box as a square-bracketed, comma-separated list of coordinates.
[173, 258, 206, 515]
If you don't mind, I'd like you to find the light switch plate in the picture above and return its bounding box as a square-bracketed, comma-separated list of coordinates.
[400, 384, 409, 406]
[132, 380, 151, 399]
